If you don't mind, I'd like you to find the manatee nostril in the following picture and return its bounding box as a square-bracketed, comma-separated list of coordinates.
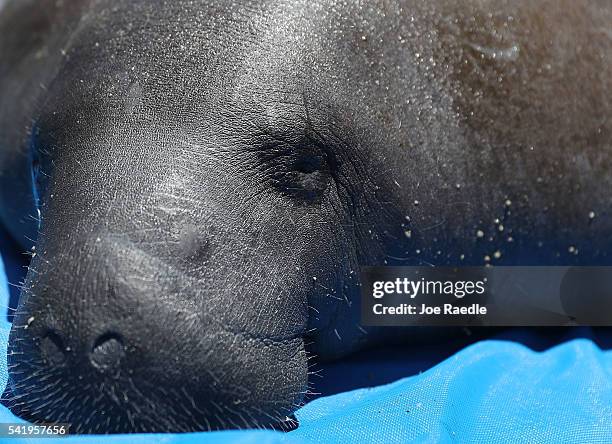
[89, 332, 125, 373]
[40, 331, 68, 366]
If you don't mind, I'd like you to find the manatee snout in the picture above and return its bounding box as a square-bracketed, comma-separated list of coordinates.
[7, 233, 308, 433]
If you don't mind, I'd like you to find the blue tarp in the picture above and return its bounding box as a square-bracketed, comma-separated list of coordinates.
[1, 235, 612, 443]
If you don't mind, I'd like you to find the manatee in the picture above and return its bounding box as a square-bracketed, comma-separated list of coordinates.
[1, 0, 611, 433]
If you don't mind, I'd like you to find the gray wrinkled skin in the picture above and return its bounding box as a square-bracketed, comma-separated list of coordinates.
[0, 0, 611, 433]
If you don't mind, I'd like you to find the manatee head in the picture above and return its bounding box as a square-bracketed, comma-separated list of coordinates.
[5, 0, 379, 432]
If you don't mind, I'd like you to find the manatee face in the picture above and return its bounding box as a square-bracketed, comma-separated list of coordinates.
[6, 0, 394, 432]
[3, 0, 612, 434]
[6, 0, 347, 432]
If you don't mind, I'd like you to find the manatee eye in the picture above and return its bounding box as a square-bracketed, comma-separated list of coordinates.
[287, 152, 331, 200]
[263, 140, 337, 203]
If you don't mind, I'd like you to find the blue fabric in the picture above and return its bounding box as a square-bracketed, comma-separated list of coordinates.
[1, 239, 612, 443]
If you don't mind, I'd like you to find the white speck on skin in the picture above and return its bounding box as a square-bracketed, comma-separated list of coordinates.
[467, 42, 520, 61]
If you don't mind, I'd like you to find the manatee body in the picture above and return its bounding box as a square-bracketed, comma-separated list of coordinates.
[1, 0, 611, 433]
